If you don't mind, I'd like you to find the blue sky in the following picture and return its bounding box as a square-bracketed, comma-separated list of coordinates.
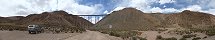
[0, 0, 214, 17]
[0, 0, 215, 23]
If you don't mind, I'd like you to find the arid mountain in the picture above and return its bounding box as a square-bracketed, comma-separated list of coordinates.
[163, 10, 215, 29]
[0, 10, 93, 33]
[93, 8, 215, 30]
[0, 17, 12, 23]
[17, 10, 93, 28]
[5, 16, 24, 20]
[93, 8, 162, 30]
[0, 16, 24, 22]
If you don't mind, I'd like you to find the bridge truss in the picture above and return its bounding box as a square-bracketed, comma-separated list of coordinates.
[74, 15, 107, 24]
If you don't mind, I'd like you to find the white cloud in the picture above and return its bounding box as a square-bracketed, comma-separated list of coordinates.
[0, 0, 103, 17]
[66, 4, 102, 15]
[148, 7, 162, 13]
[103, 10, 108, 14]
[129, 0, 149, 7]
[113, 0, 157, 12]
[112, 0, 179, 13]
[111, 0, 214, 14]
[208, 0, 215, 8]
[163, 5, 166, 8]
[162, 8, 180, 13]
[182, 5, 202, 11]
[113, 7, 126, 11]
[0, 0, 30, 17]
[201, 9, 215, 15]
[1, 0, 215, 17]
[159, 0, 176, 5]
[107, 6, 126, 14]
[207, 9, 215, 14]
[146, 7, 180, 13]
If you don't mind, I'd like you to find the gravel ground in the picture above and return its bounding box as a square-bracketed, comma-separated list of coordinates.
[139, 28, 215, 40]
[0, 31, 79, 40]
[0, 30, 122, 40]
[64, 30, 123, 40]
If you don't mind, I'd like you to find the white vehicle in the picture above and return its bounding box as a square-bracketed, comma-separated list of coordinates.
[28, 25, 42, 34]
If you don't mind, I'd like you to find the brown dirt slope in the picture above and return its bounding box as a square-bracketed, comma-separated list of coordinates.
[164, 10, 215, 29]
[17, 10, 92, 28]
[93, 8, 163, 30]
[93, 8, 215, 31]
[0, 10, 93, 32]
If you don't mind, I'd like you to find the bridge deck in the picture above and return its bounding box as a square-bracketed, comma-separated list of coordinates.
[73, 15, 107, 16]
[73, 14, 107, 24]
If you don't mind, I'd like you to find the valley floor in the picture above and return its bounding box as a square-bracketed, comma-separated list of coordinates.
[139, 28, 215, 40]
[0, 31, 79, 40]
[0, 30, 122, 40]
[1, 29, 215, 40]
[64, 30, 123, 40]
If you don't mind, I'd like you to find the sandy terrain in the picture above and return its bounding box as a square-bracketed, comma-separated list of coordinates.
[0, 31, 79, 40]
[1, 29, 215, 40]
[0, 30, 122, 40]
[64, 30, 123, 40]
[138, 28, 215, 40]
[139, 31, 158, 40]
[138, 28, 175, 40]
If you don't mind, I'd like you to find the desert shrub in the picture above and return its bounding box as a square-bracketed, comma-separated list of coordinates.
[9, 29, 13, 31]
[0, 27, 2, 30]
[206, 32, 215, 36]
[157, 28, 168, 31]
[131, 36, 147, 40]
[100, 31, 109, 34]
[157, 35, 162, 39]
[139, 37, 147, 40]
[179, 37, 187, 40]
[15, 28, 19, 30]
[18, 27, 27, 31]
[161, 37, 177, 40]
[203, 36, 207, 39]
[185, 31, 192, 34]
[101, 31, 139, 39]
[205, 29, 215, 36]
[158, 31, 162, 33]
[189, 28, 215, 36]
[131, 36, 138, 40]
[109, 31, 121, 37]
[192, 37, 201, 40]
[121, 31, 138, 38]
[54, 30, 61, 33]
[43, 26, 86, 33]
[182, 34, 196, 38]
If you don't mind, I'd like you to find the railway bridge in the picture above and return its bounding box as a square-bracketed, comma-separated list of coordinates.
[74, 14, 108, 24]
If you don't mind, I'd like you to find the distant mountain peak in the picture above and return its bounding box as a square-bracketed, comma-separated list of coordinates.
[181, 10, 193, 13]
[52, 10, 69, 15]
[121, 7, 138, 10]
[182, 10, 192, 12]
[94, 7, 215, 30]
[120, 7, 142, 12]
[111, 7, 144, 15]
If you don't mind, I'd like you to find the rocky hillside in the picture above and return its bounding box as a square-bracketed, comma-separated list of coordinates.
[0, 10, 93, 33]
[164, 10, 215, 29]
[93, 8, 162, 30]
[93, 8, 215, 31]
[17, 10, 92, 28]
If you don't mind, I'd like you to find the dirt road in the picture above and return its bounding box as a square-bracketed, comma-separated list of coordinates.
[0, 31, 79, 40]
[0, 30, 122, 40]
[64, 30, 123, 40]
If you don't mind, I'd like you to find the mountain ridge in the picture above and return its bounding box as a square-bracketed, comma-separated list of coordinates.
[93, 8, 215, 30]
[0, 10, 93, 33]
